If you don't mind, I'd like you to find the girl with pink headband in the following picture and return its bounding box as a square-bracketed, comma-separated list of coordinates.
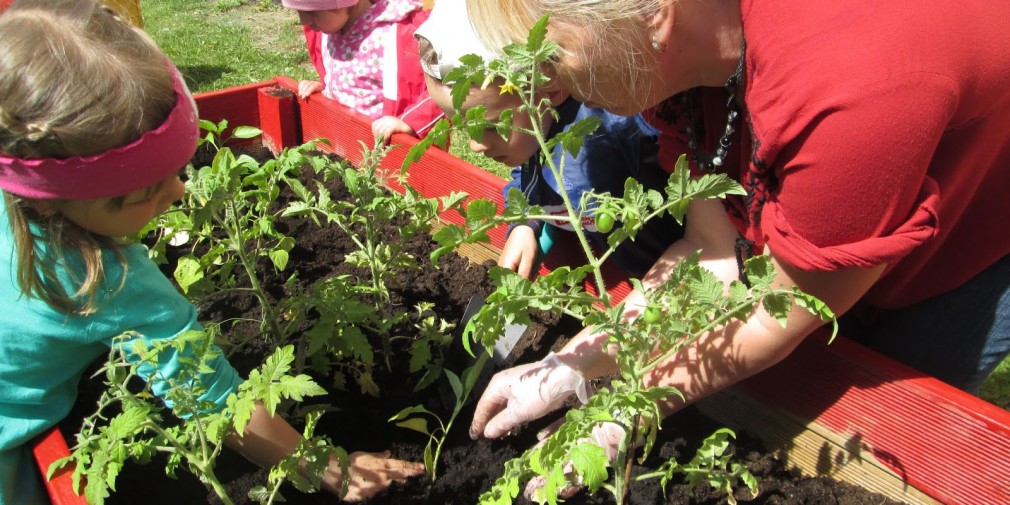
[280, 0, 443, 144]
[0, 1, 423, 503]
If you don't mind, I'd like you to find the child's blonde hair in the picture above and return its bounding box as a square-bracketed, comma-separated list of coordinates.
[0, 0, 177, 314]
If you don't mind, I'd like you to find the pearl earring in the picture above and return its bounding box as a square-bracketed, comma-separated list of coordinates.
[651, 38, 666, 53]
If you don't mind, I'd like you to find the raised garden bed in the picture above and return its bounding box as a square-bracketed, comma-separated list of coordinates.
[33, 77, 1010, 505]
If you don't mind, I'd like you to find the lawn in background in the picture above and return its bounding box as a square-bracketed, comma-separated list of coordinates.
[143, 0, 316, 93]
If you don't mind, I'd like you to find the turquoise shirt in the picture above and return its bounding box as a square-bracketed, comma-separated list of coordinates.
[0, 201, 241, 504]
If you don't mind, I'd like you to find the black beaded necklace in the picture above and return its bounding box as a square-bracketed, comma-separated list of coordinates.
[679, 40, 756, 284]
[685, 39, 747, 172]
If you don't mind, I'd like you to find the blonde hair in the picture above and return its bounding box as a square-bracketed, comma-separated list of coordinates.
[0, 0, 176, 314]
[465, 0, 667, 111]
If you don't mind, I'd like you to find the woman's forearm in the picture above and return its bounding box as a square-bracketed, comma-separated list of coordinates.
[555, 198, 885, 416]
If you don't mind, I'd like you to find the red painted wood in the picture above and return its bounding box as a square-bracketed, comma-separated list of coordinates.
[276, 76, 511, 249]
[256, 86, 299, 156]
[31, 427, 86, 505]
[739, 328, 1010, 505]
[194, 79, 273, 149]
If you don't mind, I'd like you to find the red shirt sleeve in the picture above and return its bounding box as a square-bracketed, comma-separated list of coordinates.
[753, 75, 954, 273]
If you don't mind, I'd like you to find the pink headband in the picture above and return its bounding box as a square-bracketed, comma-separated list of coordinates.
[0, 64, 199, 201]
[281, 0, 358, 10]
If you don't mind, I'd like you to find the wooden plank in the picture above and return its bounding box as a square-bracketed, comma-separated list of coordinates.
[730, 331, 1010, 505]
[698, 384, 941, 504]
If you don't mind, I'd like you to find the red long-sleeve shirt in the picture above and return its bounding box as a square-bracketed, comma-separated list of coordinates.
[647, 0, 1010, 311]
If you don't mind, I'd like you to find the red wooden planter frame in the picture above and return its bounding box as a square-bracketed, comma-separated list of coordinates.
[34, 77, 1010, 505]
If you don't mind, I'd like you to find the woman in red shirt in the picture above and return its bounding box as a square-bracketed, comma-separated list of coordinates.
[462, 0, 1010, 456]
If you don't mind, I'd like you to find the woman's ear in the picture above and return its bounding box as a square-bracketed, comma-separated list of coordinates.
[645, 2, 676, 52]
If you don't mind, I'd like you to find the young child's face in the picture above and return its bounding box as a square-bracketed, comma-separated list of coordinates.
[55, 169, 185, 238]
[426, 75, 548, 167]
[297, 8, 351, 34]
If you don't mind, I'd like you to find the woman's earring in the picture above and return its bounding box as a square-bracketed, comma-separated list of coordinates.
[651, 38, 667, 53]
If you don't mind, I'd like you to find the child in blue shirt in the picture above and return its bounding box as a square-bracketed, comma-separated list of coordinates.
[0, 1, 422, 503]
[414, 0, 683, 279]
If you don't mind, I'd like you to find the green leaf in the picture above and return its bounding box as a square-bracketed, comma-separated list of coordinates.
[526, 14, 549, 51]
[466, 198, 499, 222]
[408, 339, 432, 373]
[358, 372, 380, 397]
[230, 125, 263, 139]
[268, 249, 289, 271]
[393, 417, 432, 436]
[444, 368, 463, 401]
[570, 442, 608, 492]
[744, 255, 776, 291]
[173, 255, 204, 294]
[793, 290, 836, 321]
[761, 292, 791, 328]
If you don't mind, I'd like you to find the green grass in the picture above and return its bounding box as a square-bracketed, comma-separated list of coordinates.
[981, 358, 1010, 409]
[141, 0, 1009, 410]
[449, 131, 512, 178]
[143, 0, 316, 93]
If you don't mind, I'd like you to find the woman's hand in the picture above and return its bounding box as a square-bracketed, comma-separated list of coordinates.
[469, 352, 589, 439]
[523, 421, 626, 501]
[498, 225, 539, 278]
[321, 450, 426, 501]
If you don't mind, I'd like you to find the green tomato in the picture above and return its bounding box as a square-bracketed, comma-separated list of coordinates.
[595, 212, 615, 234]
[643, 306, 662, 324]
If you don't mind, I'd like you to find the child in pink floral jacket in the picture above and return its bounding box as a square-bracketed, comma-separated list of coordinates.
[282, 0, 443, 143]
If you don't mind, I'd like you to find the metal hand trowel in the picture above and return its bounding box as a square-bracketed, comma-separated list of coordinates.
[439, 294, 527, 409]
[458, 294, 526, 363]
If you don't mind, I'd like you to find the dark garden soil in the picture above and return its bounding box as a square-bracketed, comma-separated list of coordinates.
[61, 147, 902, 505]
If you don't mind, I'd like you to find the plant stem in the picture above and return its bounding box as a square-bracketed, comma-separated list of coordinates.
[618, 420, 639, 505]
[222, 200, 285, 343]
[640, 296, 757, 376]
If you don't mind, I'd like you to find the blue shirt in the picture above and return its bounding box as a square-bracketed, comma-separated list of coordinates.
[502, 98, 684, 276]
[0, 200, 240, 504]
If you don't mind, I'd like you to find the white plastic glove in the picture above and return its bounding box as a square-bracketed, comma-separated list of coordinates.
[523, 421, 627, 502]
[469, 352, 589, 439]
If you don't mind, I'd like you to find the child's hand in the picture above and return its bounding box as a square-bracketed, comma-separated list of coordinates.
[371, 116, 414, 145]
[321, 450, 425, 501]
[498, 225, 539, 278]
[297, 79, 323, 100]
[226, 403, 422, 501]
